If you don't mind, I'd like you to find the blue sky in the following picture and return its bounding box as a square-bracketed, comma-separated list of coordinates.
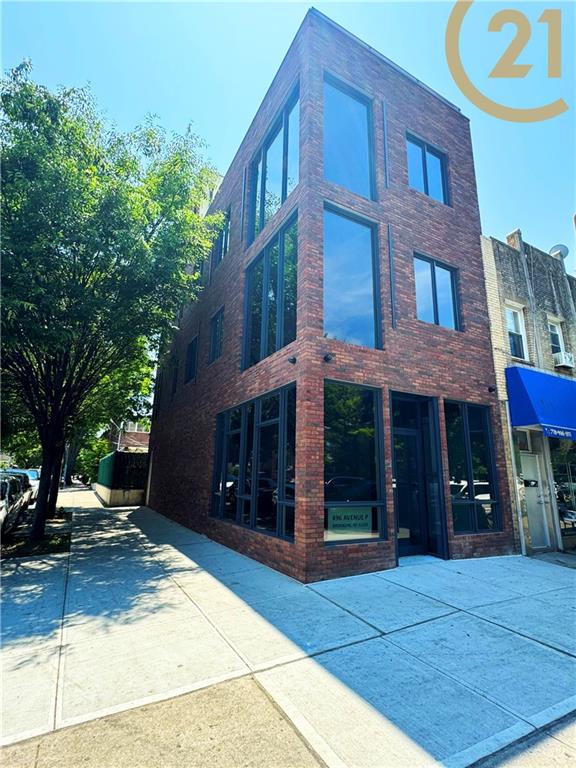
[3, 1, 575, 273]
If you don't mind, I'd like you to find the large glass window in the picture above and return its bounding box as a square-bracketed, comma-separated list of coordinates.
[324, 78, 373, 199]
[211, 385, 296, 540]
[506, 306, 527, 360]
[251, 89, 299, 239]
[445, 401, 499, 533]
[245, 216, 298, 368]
[406, 135, 449, 204]
[209, 307, 224, 363]
[414, 255, 458, 330]
[324, 381, 384, 542]
[323, 209, 379, 348]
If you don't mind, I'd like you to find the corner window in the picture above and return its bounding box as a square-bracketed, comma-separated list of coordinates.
[444, 401, 499, 534]
[244, 216, 297, 368]
[251, 89, 299, 240]
[185, 336, 198, 383]
[414, 255, 458, 330]
[323, 208, 380, 348]
[406, 135, 449, 204]
[209, 307, 224, 363]
[211, 385, 296, 540]
[506, 306, 528, 360]
[324, 381, 385, 543]
[324, 77, 373, 199]
[548, 320, 564, 355]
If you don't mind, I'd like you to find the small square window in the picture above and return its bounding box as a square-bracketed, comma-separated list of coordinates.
[209, 308, 224, 363]
[406, 135, 449, 204]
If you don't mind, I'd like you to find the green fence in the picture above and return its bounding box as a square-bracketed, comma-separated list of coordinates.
[97, 452, 116, 488]
[97, 450, 149, 490]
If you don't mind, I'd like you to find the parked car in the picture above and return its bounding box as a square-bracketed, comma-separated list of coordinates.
[14, 468, 40, 501]
[6, 470, 34, 507]
[0, 474, 27, 534]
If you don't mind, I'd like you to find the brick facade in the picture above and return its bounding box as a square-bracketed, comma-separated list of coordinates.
[148, 10, 516, 582]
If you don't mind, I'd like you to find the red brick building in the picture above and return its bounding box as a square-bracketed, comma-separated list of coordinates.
[148, 9, 516, 582]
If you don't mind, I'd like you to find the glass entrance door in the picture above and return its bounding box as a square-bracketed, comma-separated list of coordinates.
[394, 429, 427, 555]
[521, 452, 551, 549]
[391, 394, 447, 559]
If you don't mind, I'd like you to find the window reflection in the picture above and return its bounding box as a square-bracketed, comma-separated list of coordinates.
[406, 135, 448, 204]
[324, 79, 372, 199]
[414, 255, 457, 330]
[245, 217, 298, 368]
[252, 91, 299, 238]
[224, 431, 241, 520]
[264, 126, 284, 224]
[324, 381, 382, 542]
[414, 257, 435, 324]
[212, 387, 296, 540]
[445, 401, 499, 533]
[324, 210, 378, 348]
[256, 423, 279, 533]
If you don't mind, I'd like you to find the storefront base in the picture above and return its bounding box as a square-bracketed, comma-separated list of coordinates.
[93, 483, 145, 508]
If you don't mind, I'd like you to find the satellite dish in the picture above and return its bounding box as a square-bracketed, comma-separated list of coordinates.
[549, 244, 569, 259]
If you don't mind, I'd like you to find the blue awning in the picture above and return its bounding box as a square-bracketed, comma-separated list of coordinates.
[506, 366, 576, 440]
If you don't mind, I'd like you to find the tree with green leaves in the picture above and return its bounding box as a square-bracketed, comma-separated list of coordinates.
[2, 61, 221, 539]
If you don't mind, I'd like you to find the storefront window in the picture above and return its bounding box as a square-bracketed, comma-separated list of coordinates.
[212, 385, 296, 541]
[549, 437, 576, 546]
[324, 381, 384, 542]
[444, 401, 499, 533]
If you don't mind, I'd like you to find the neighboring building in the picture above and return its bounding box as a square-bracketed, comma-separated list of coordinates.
[482, 231, 576, 554]
[148, 9, 516, 582]
[107, 421, 150, 453]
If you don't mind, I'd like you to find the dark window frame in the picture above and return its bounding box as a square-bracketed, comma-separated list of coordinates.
[184, 336, 199, 383]
[243, 211, 298, 369]
[211, 383, 296, 542]
[249, 85, 300, 243]
[208, 306, 224, 364]
[323, 379, 387, 546]
[444, 400, 501, 535]
[323, 203, 383, 350]
[406, 133, 450, 205]
[413, 252, 460, 331]
[323, 73, 377, 201]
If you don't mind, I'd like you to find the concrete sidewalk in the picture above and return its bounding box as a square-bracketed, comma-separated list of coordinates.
[2, 490, 576, 766]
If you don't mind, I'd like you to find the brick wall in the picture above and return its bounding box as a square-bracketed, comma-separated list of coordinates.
[148, 10, 516, 582]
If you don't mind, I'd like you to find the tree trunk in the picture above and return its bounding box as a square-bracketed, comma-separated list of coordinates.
[46, 443, 65, 519]
[30, 449, 54, 541]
